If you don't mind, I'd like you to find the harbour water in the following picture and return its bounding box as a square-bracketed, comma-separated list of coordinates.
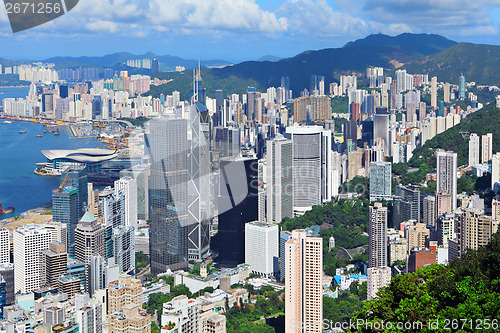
[0, 86, 30, 105]
[0, 120, 100, 219]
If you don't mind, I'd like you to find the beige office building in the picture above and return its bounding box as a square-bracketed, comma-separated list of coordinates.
[285, 229, 322, 333]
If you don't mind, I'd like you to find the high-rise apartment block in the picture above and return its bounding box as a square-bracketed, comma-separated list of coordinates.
[469, 133, 480, 166]
[482, 133, 493, 163]
[459, 209, 499, 253]
[430, 76, 437, 108]
[367, 266, 391, 300]
[369, 203, 387, 268]
[369, 162, 392, 201]
[107, 275, 142, 314]
[436, 150, 457, 210]
[279, 231, 292, 283]
[492, 152, 500, 189]
[422, 195, 436, 227]
[284, 229, 322, 333]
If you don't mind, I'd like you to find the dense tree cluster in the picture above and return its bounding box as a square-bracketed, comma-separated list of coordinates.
[348, 232, 500, 332]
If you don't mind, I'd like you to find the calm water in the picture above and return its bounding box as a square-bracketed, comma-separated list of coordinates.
[0, 95, 100, 218]
[0, 86, 30, 105]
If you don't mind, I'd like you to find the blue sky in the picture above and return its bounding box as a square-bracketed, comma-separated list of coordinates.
[1, 0, 500, 62]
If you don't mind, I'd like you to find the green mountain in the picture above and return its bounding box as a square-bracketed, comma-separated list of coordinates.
[404, 42, 500, 85]
[409, 103, 500, 169]
[348, 232, 500, 332]
[149, 33, 458, 99]
[344, 33, 456, 56]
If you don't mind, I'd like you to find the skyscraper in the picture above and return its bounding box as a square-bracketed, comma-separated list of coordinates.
[393, 184, 420, 224]
[13, 225, 52, 293]
[492, 152, 500, 189]
[367, 266, 391, 300]
[443, 82, 450, 103]
[216, 157, 258, 267]
[0, 229, 8, 265]
[147, 118, 189, 274]
[286, 126, 332, 213]
[279, 230, 292, 282]
[431, 76, 437, 108]
[436, 150, 457, 210]
[245, 222, 279, 278]
[41, 242, 68, 288]
[114, 177, 138, 228]
[459, 208, 499, 253]
[188, 102, 212, 261]
[99, 187, 125, 228]
[151, 59, 160, 73]
[482, 133, 493, 163]
[52, 186, 79, 258]
[469, 133, 480, 166]
[373, 107, 389, 155]
[112, 226, 136, 275]
[284, 229, 323, 333]
[369, 162, 392, 201]
[423, 195, 437, 227]
[369, 203, 387, 268]
[62, 166, 88, 219]
[266, 135, 293, 224]
[459, 74, 466, 100]
[215, 89, 224, 127]
[75, 212, 105, 289]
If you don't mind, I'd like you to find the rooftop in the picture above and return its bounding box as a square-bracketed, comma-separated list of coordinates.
[42, 148, 117, 163]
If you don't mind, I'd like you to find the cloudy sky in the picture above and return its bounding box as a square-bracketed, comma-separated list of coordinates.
[1, 0, 500, 62]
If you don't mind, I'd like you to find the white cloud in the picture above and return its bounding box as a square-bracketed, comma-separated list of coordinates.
[459, 25, 499, 36]
[85, 20, 119, 33]
[148, 0, 287, 32]
[362, 0, 500, 36]
[277, 0, 368, 36]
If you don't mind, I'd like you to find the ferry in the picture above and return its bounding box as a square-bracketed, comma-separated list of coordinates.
[0, 203, 14, 215]
[19, 130, 26, 134]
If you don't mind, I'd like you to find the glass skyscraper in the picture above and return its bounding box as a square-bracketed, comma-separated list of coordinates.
[147, 118, 189, 274]
[52, 186, 79, 258]
[216, 157, 258, 268]
[188, 102, 212, 261]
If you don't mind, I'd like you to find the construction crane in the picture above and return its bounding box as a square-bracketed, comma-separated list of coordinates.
[59, 172, 70, 190]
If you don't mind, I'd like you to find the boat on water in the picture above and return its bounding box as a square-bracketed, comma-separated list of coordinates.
[2, 120, 13, 124]
[19, 130, 26, 134]
[54, 128, 60, 136]
[0, 203, 14, 215]
[43, 129, 47, 133]
[35, 134, 43, 138]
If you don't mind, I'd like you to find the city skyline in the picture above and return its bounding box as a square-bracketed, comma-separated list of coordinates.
[0, 1, 500, 61]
